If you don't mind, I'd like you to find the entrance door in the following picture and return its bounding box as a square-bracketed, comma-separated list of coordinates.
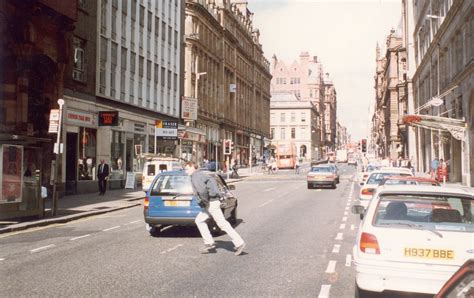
[126, 139, 133, 172]
[65, 133, 78, 195]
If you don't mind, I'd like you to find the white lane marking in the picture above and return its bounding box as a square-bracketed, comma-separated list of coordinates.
[103, 226, 120, 232]
[316, 189, 322, 192]
[263, 187, 276, 192]
[351, 224, 355, 230]
[259, 199, 274, 207]
[339, 223, 346, 229]
[70, 234, 91, 241]
[344, 211, 348, 215]
[342, 216, 347, 222]
[346, 254, 352, 267]
[318, 285, 331, 298]
[325, 260, 337, 273]
[332, 244, 341, 253]
[0, 258, 5, 261]
[30, 244, 56, 253]
[277, 191, 289, 198]
[160, 244, 183, 254]
[345, 206, 349, 211]
[335, 233, 343, 240]
[129, 220, 141, 224]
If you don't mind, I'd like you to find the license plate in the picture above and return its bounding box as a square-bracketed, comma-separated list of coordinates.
[164, 201, 190, 207]
[404, 248, 455, 260]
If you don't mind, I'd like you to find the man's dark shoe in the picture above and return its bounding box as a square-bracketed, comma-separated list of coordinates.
[234, 243, 246, 256]
[200, 244, 216, 254]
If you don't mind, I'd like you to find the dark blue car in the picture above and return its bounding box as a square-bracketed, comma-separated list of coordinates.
[144, 170, 238, 236]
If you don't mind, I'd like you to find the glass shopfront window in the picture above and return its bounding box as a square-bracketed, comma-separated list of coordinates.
[78, 128, 97, 180]
[148, 135, 155, 154]
[111, 130, 124, 179]
[133, 133, 146, 172]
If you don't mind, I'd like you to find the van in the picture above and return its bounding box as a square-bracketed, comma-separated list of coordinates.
[142, 155, 183, 191]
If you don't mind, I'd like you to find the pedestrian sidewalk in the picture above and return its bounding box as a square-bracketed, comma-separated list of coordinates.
[415, 171, 474, 194]
[0, 188, 145, 234]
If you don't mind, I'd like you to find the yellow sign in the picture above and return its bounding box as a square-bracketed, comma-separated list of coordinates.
[155, 120, 162, 128]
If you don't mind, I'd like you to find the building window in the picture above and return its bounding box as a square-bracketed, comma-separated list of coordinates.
[73, 37, 86, 82]
[78, 128, 97, 181]
[280, 113, 285, 122]
[161, 20, 166, 41]
[280, 128, 285, 140]
[301, 112, 306, 122]
[301, 127, 306, 138]
[271, 128, 275, 139]
[291, 128, 296, 139]
[291, 112, 295, 122]
[270, 112, 275, 122]
[290, 77, 300, 84]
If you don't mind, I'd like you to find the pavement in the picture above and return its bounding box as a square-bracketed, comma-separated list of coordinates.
[0, 175, 247, 235]
[414, 171, 474, 194]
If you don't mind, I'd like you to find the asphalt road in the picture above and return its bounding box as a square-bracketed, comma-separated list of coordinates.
[0, 164, 361, 297]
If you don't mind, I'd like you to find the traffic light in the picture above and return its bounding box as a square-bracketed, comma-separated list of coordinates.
[361, 139, 367, 153]
[224, 139, 232, 155]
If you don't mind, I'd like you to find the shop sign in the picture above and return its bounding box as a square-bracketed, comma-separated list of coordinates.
[182, 131, 206, 143]
[178, 125, 186, 139]
[48, 109, 60, 133]
[181, 97, 198, 120]
[155, 120, 178, 140]
[181, 140, 193, 146]
[98, 111, 119, 126]
[66, 110, 95, 126]
[229, 84, 237, 93]
[0, 145, 23, 204]
[134, 123, 146, 133]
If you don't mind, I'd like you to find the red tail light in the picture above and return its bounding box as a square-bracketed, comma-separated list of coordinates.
[144, 197, 149, 211]
[361, 188, 374, 195]
[360, 232, 380, 254]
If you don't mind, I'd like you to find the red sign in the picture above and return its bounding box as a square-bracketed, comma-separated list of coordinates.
[99, 111, 119, 126]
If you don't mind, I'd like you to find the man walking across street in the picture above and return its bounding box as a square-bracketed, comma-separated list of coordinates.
[184, 161, 246, 255]
[97, 159, 110, 195]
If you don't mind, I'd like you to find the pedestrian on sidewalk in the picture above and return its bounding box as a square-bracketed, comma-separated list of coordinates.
[97, 159, 110, 195]
[185, 161, 246, 255]
[431, 158, 439, 178]
[295, 158, 301, 174]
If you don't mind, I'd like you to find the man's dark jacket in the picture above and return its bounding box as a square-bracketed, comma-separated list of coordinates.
[190, 170, 221, 206]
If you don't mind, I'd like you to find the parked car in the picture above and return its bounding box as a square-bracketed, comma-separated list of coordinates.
[307, 165, 337, 189]
[435, 259, 474, 298]
[358, 169, 413, 208]
[352, 185, 474, 297]
[358, 164, 381, 185]
[144, 170, 238, 236]
[379, 176, 440, 186]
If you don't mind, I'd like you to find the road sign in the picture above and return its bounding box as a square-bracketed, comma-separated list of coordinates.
[181, 97, 198, 120]
[155, 120, 178, 140]
[229, 84, 236, 93]
[48, 109, 60, 133]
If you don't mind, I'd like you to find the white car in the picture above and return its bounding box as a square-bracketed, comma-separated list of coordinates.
[352, 185, 474, 296]
[358, 169, 413, 208]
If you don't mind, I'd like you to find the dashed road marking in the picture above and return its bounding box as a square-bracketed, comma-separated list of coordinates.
[335, 233, 343, 240]
[103, 226, 120, 232]
[342, 216, 347, 222]
[160, 244, 183, 254]
[70, 234, 91, 241]
[346, 254, 352, 267]
[259, 199, 274, 207]
[0, 258, 5, 261]
[318, 285, 331, 298]
[129, 220, 141, 224]
[325, 260, 337, 273]
[316, 189, 322, 192]
[30, 244, 56, 253]
[351, 224, 355, 230]
[345, 206, 349, 211]
[263, 187, 276, 192]
[277, 191, 289, 198]
[339, 223, 346, 229]
[344, 211, 348, 215]
[332, 244, 341, 253]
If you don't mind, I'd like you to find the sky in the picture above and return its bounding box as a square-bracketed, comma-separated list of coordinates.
[247, 0, 402, 141]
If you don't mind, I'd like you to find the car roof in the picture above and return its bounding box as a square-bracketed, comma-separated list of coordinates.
[370, 169, 412, 175]
[156, 170, 187, 176]
[386, 176, 438, 183]
[376, 185, 473, 197]
[380, 167, 411, 172]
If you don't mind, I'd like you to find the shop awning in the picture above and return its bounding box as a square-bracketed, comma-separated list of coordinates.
[402, 114, 467, 141]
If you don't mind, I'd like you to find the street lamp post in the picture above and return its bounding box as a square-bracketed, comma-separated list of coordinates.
[51, 98, 64, 216]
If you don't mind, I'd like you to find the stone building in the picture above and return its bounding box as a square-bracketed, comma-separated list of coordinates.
[270, 52, 330, 158]
[372, 30, 408, 160]
[62, 0, 183, 194]
[0, 0, 77, 218]
[183, 0, 271, 168]
[403, 0, 473, 185]
[269, 92, 320, 161]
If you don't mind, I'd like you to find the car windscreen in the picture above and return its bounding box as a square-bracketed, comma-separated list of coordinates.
[311, 167, 332, 172]
[367, 172, 410, 184]
[373, 194, 474, 233]
[367, 165, 380, 172]
[150, 175, 194, 196]
[383, 179, 418, 186]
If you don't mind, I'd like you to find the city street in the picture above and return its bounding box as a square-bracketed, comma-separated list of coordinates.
[0, 165, 360, 297]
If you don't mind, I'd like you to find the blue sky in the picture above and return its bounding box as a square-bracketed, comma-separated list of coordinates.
[248, 0, 402, 141]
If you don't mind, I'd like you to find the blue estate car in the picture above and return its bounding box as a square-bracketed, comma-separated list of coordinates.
[144, 170, 238, 236]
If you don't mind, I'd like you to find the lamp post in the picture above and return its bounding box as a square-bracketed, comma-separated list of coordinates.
[51, 98, 64, 216]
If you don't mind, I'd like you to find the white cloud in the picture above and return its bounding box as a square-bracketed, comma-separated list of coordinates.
[249, 0, 402, 140]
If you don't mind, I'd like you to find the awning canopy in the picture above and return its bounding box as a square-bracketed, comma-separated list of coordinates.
[402, 114, 467, 141]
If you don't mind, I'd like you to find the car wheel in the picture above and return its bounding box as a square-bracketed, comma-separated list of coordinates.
[230, 206, 238, 225]
[332, 183, 337, 189]
[146, 224, 160, 237]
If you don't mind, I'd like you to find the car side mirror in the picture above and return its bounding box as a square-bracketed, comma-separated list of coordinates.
[227, 185, 236, 190]
[351, 205, 365, 220]
[359, 182, 364, 186]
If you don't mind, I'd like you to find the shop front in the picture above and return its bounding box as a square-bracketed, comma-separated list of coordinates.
[180, 127, 206, 164]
